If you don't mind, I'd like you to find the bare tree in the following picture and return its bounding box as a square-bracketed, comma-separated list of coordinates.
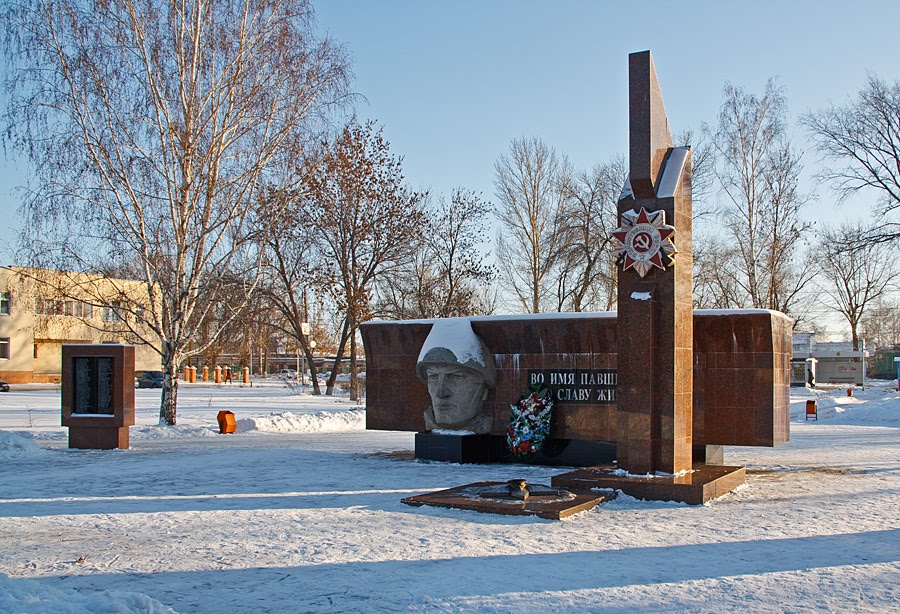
[258, 186, 322, 393]
[706, 80, 815, 319]
[554, 156, 627, 312]
[692, 236, 742, 309]
[376, 188, 496, 319]
[192, 271, 269, 372]
[861, 296, 900, 349]
[495, 137, 567, 313]
[300, 121, 427, 399]
[425, 189, 496, 317]
[240, 292, 283, 377]
[819, 222, 898, 351]
[1, 0, 349, 424]
[804, 75, 900, 242]
[760, 145, 818, 316]
[675, 129, 716, 218]
[374, 236, 437, 320]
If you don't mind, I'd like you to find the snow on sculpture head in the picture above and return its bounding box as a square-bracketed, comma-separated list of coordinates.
[416, 318, 496, 433]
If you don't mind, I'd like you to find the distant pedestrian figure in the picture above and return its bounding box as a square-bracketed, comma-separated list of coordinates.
[225, 367, 233, 384]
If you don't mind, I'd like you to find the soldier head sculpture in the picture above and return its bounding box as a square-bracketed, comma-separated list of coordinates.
[416, 318, 496, 433]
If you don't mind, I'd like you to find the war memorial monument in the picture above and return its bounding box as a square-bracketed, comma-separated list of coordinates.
[361, 51, 791, 513]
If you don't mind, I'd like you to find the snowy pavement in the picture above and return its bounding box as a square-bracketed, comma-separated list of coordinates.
[0, 380, 898, 612]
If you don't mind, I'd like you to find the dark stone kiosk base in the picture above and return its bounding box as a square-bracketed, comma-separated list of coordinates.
[551, 464, 746, 505]
[68, 426, 130, 450]
[415, 433, 617, 467]
[402, 481, 617, 520]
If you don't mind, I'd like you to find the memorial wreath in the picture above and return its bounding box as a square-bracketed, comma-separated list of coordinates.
[507, 384, 554, 459]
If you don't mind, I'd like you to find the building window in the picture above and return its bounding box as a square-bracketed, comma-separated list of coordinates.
[36, 298, 93, 318]
[102, 303, 124, 322]
[33, 343, 38, 359]
[0, 292, 10, 315]
[35, 298, 63, 315]
[64, 300, 93, 318]
[0, 338, 9, 360]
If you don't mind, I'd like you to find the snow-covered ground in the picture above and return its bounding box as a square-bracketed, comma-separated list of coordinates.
[0, 379, 898, 612]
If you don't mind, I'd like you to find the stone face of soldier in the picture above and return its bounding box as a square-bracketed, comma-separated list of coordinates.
[416, 319, 496, 433]
[424, 364, 489, 427]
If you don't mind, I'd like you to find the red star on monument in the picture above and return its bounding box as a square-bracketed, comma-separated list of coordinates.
[611, 207, 677, 277]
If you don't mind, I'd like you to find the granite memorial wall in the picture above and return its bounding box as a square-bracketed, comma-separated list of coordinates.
[361, 309, 792, 449]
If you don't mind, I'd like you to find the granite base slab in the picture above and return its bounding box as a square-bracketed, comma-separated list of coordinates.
[551, 463, 746, 505]
[401, 481, 616, 520]
[415, 433, 617, 466]
[414, 433, 495, 463]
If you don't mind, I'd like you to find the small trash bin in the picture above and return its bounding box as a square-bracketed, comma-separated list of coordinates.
[805, 400, 817, 421]
[217, 410, 236, 434]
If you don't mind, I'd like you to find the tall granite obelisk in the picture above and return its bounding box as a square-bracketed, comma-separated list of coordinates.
[614, 50, 693, 475]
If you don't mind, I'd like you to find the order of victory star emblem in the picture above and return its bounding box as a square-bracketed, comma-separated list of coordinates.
[611, 207, 677, 277]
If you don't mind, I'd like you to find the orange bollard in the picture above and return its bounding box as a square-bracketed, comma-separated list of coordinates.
[183, 365, 190, 381]
[189, 366, 197, 383]
[215, 366, 222, 383]
[242, 366, 249, 384]
[216, 410, 236, 434]
[202, 366, 209, 382]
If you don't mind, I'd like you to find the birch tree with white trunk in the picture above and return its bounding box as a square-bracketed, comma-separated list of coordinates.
[494, 137, 567, 313]
[707, 80, 815, 320]
[1, 0, 349, 424]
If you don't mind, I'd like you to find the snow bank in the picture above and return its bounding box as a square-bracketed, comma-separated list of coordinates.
[0, 572, 176, 613]
[73, 409, 367, 440]
[236, 409, 365, 433]
[791, 381, 900, 426]
[0, 430, 49, 459]
[132, 424, 218, 440]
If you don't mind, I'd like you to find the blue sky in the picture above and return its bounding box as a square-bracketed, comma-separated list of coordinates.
[2, 0, 899, 261]
[313, 0, 900, 217]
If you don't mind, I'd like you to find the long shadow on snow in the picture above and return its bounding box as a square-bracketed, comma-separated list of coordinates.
[29, 528, 900, 613]
[0, 446, 559, 520]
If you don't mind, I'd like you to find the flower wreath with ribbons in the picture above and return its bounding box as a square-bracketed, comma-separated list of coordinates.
[506, 384, 554, 459]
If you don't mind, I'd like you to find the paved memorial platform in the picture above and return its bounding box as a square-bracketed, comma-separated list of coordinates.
[401, 481, 616, 520]
[551, 464, 748, 506]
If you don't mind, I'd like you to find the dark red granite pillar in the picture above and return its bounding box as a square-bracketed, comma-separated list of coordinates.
[615, 51, 693, 475]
